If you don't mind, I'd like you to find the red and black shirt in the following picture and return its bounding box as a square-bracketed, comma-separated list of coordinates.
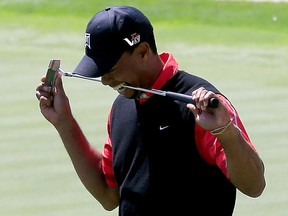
[101, 52, 256, 215]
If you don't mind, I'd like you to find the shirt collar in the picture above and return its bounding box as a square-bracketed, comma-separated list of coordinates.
[139, 52, 178, 103]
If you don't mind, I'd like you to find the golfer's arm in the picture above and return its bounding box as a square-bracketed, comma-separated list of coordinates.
[217, 124, 266, 198]
[56, 117, 120, 211]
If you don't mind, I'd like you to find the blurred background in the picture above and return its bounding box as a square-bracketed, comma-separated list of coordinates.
[0, 0, 287, 215]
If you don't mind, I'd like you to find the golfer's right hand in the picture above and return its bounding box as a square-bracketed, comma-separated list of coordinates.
[35, 73, 72, 126]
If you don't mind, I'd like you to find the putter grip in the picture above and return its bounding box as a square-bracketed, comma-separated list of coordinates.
[165, 91, 219, 108]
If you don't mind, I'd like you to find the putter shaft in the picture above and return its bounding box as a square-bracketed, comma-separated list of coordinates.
[59, 68, 102, 82]
[124, 85, 218, 108]
[59, 68, 218, 108]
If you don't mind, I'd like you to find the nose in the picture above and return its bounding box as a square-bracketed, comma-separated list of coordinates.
[101, 73, 114, 86]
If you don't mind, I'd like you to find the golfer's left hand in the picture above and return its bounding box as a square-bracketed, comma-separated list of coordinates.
[187, 87, 231, 131]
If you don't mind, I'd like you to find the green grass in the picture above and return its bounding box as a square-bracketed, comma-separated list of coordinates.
[0, 0, 287, 215]
[1, 0, 288, 33]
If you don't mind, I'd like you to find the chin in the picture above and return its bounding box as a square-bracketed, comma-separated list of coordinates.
[123, 90, 141, 99]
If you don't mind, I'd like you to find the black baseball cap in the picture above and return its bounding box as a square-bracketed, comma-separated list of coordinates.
[73, 6, 154, 78]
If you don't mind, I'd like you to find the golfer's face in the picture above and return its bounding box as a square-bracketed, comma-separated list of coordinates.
[101, 52, 141, 99]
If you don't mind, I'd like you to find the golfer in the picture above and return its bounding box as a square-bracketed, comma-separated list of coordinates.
[36, 5, 265, 215]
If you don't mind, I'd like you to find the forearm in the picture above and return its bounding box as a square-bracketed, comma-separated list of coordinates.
[36, 75, 119, 209]
[217, 124, 265, 197]
[55, 116, 119, 210]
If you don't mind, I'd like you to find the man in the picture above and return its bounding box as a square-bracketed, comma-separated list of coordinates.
[36, 5, 265, 215]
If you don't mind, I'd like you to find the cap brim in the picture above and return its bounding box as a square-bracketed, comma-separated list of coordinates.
[73, 54, 121, 78]
[73, 55, 99, 78]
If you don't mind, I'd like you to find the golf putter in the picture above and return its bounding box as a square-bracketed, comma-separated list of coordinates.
[44, 59, 61, 88]
[122, 85, 219, 108]
[58, 68, 219, 108]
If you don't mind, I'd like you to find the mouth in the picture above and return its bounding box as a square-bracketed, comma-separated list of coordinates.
[113, 83, 143, 99]
[113, 83, 126, 93]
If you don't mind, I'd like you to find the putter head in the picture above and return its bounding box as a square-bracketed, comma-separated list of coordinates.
[44, 59, 61, 87]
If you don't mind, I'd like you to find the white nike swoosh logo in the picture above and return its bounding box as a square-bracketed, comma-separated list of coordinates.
[159, 125, 170, 130]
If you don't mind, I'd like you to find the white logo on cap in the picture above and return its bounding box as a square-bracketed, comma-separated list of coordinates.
[123, 33, 140, 46]
[85, 33, 91, 49]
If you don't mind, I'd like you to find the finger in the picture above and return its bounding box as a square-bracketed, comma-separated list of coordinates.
[39, 94, 53, 108]
[192, 87, 204, 108]
[202, 91, 215, 107]
[186, 103, 201, 120]
[40, 75, 47, 82]
[195, 88, 209, 109]
[36, 82, 54, 98]
[35, 90, 42, 100]
[36, 82, 52, 93]
[199, 90, 210, 106]
[53, 74, 65, 95]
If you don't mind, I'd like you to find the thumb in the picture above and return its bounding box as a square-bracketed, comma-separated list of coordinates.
[187, 103, 199, 119]
[53, 72, 65, 95]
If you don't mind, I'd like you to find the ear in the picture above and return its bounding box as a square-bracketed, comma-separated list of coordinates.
[134, 42, 150, 59]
